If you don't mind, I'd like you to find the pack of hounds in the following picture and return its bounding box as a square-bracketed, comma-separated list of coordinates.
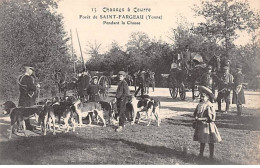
[1, 94, 161, 139]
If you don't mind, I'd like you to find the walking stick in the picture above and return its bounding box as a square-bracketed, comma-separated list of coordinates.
[76, 28, 86, 71]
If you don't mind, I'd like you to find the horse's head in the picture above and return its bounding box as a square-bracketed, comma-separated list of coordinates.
[209, 54, 221, 72]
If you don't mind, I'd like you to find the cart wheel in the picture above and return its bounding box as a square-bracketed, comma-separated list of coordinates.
[169, 87, 178, 99]
[98, 76, 109, 100]
[179, 83, 186, 100]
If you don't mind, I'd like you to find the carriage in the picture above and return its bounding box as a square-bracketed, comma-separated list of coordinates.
[167, 53, 205, 100]
[54, 70, 110, 100]
[88, 71, 111, 100]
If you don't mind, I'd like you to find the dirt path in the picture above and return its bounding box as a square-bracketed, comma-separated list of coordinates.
[1, 86, 260, 142]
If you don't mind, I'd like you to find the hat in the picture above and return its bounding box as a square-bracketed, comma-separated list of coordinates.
[118, 71, 126, 76]
[92, 76, 98, 80]
[198, 85, 216, 101]
[236, 63, 242, 69]
[207, 65, 213, 70]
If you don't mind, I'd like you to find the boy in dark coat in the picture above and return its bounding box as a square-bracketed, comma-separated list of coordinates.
[232, 64, 245, 116]
[115, 71, 129, 132]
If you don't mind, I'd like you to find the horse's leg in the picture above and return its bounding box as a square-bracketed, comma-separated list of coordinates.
[147, 81, 149, 94]
[192, 81, 195, 100]
[152, 80, 155, 92]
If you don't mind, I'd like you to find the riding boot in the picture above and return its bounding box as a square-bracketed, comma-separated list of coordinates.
[237, 104, 242, 116]
[217, 101, 221, 112]
[199, 143, 205, 157]
[209, 143, 214, 159]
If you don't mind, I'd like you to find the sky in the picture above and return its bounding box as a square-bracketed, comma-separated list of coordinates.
[57, 0, 260, 61]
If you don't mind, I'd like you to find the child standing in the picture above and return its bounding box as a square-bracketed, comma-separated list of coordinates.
[193, 86, 222, 159]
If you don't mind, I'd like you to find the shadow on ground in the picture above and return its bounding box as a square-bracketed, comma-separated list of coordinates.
[105, 138, 236, 165]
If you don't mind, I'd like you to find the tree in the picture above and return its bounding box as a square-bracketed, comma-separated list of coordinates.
[170, 16, 219, 62]
[126, 31, 151, 68]
[193, 0, 260, 58]
[0, 0, 71, 99]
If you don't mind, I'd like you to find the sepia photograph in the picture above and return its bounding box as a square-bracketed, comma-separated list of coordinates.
[0, 0, 260, 165]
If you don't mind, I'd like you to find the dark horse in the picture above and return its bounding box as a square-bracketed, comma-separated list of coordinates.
[208, 54, 221, 73]
[207, 54, 222, 95]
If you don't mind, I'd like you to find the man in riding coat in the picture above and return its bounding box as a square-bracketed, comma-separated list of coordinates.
[216, 63, 234, 113]
[200, 65, 214, 93]
[77, 68, 91, 102]
[18, 64, 40, 130]
[232, 63, 245, 116]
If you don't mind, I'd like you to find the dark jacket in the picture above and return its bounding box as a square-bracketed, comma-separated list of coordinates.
[87, 84, 102, 102]
[136, 71, 145, 85]
[77, 74, 91, 96]
[116, 80, 129, 100]
[18, 74, 37, 107]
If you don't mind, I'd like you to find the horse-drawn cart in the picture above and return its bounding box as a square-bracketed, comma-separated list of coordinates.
[165, 52, 205, 100]
[53, 70, 110, 100]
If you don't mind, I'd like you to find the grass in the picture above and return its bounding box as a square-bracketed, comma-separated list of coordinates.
[0, 110, 259, 165]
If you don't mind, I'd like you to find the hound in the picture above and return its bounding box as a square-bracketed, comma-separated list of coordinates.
[2, 101, 44, 139]
[128, 95, 161, 126]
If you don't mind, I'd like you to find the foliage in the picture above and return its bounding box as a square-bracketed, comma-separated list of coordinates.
[0, 0, 72, 100]
[85, 32, 174, 86]
[193, 0, 260, 58]
[170, 16, 221, 62]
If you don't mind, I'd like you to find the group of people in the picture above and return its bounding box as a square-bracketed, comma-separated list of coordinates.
[192, 60, 246, 160]
[199, 61, 245, 115]
[76, 69, 105, 102]
[134, 67, 155, 96]
[16, 60, 246, 160]
[17, 66, 106, 130]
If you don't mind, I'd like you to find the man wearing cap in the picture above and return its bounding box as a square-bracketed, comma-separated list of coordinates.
[18, 64, 40, 130]
[200, 65, 214, 92]
[77, 69, 91, 102]
[232, 64, 245, 116]
[216, 64, 234, 112]
[87, 76, 103, 102]
[115, 71, 129, 132]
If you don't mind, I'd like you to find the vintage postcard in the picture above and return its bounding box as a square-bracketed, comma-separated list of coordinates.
[0, 0, 259, 165]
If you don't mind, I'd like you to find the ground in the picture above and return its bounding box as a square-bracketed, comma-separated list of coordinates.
[0, 86, 259, 165]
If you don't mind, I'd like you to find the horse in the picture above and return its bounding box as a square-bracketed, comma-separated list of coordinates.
[208, 54, 221, 73]
[52, 70, 79, 98]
